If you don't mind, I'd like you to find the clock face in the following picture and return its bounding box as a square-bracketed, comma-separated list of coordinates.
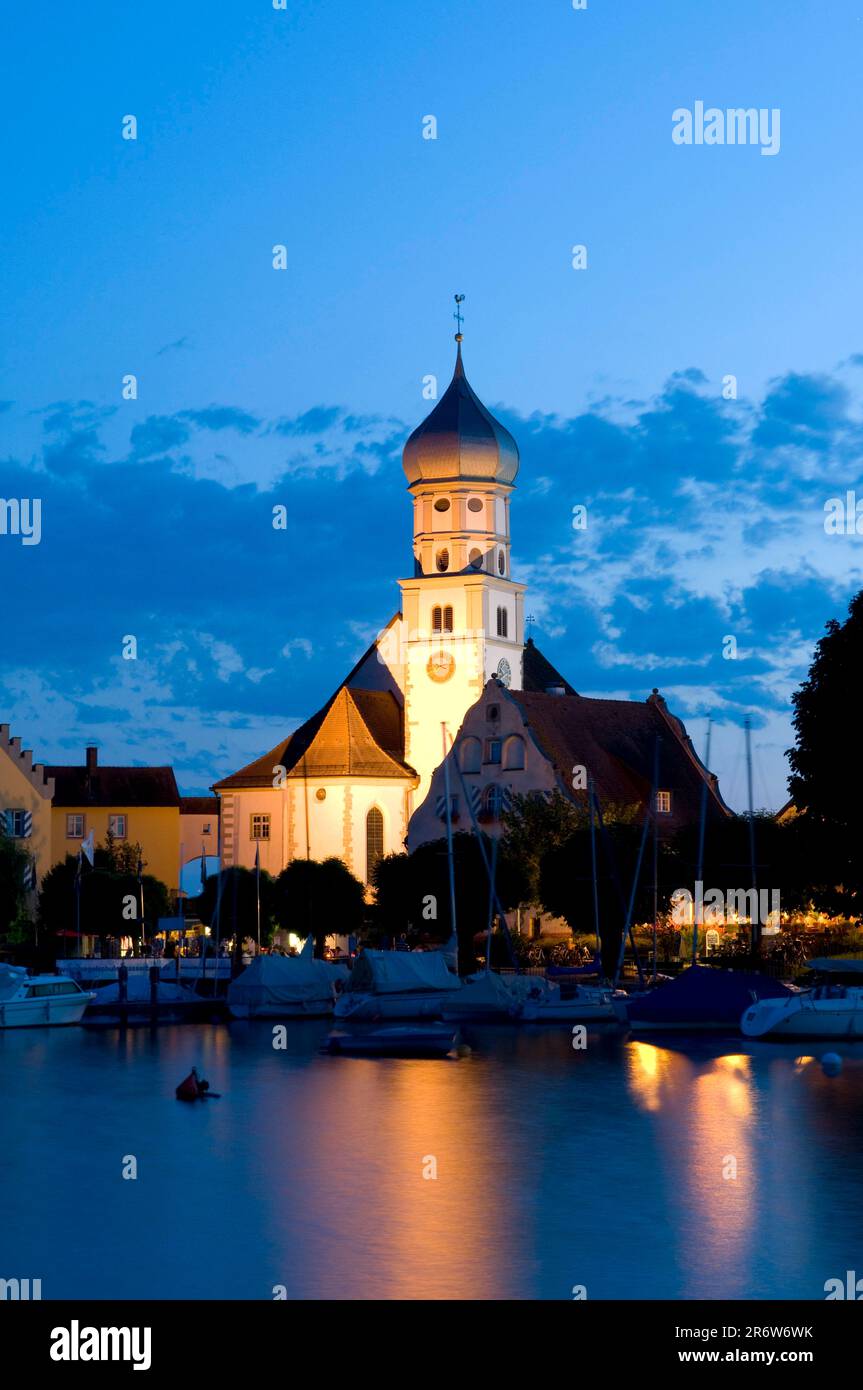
[427, 650, 456, 683]
[496, 657, 512, 688]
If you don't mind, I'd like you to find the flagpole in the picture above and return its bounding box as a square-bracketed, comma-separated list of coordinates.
[255, 843, 261, 954]
[75, 849, 81, 958]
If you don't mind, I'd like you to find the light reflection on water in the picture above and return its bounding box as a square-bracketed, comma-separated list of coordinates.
[3, 1021, 863, 1300]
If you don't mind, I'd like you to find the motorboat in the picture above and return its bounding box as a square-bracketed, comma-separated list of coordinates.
[741, 959, 863, 1039]
[624, 963, 793, 1033]
[517, 979, 628, 1023]
[0, 965, 94, 1028]
[324, 1025, 462, 1059]
[227, 936, 349, 1019]
[333, 948, 460, 1021]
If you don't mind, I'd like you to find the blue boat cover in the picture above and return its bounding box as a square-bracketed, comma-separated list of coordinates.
[627, 964, 792, 1027]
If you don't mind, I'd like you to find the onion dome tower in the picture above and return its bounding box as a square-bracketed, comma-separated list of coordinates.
[397, 298, 526, 806]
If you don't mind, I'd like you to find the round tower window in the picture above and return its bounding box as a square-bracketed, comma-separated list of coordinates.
[436, 549, 449, 572]
[467, 497, 483, 513]
[434, 497, 451, 512]
[315, 789, 326, 802]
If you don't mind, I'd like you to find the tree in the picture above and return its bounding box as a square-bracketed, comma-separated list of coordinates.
[37, 849, 171, 947]
[196, 866, 275, 944]
[500, 792, 587, 906]
[787, 589, 863, 918]
[272, 857, 365, 956]
[539, 813, 663, 977]
[0, 826, 31, 940]
[371, 833, 530, 974]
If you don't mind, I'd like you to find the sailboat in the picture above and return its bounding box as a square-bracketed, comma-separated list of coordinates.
[622, 718, 793, 1034]
[741, 959, 863, 1039]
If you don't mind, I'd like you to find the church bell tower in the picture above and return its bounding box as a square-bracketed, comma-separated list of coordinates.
[398, 302, 525, 806]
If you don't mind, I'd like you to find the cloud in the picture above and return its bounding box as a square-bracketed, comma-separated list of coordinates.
[3, 367, 862, 808]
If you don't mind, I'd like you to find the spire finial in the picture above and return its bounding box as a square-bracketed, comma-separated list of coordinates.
[453, 293, 465, 342]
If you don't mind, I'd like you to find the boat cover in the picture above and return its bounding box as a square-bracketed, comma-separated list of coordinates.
[90, 976, 198, 1004]
[626, 964, 792, 1027]
[347, 949, 456, 995]
[227, 937, 347, 1010]
[446, 970, 515, 1009]
[806, 958, 863, 975]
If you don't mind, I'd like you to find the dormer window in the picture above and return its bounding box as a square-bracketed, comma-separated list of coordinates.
[436, 549, 449, 572]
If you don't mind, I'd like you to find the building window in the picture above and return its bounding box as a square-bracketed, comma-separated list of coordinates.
[436, 548, 449, 573]
[498, 550, 505, 575]
[467, 497, 483, 513]
[483, 785, 503, 818]
[488, 704, 500, 722]
[433, 497, 450, 512]
[656, 790, 672, 814]
[366, 806, 384, 882]
[108, 814, 127, 839]
[459, 737, 482, 774]
[485, 739, 502, 764]
[443, 605, 453, 633]
[6, 809, 27, 838]
[315, 789, 326, 802]
[66, 814, 84, 839]
[251, 814, 271, 840]
[469, 547, 483, 569]
[503, 736, 525, 771]
[432, 606, 442, 633]
[496, 606, 508, 637]
[202, 822, 212, 835]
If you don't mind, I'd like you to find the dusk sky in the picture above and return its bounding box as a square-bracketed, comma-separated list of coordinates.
[2, 1, 862, 811]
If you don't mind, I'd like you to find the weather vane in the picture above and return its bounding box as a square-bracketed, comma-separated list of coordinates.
[453, 293, 465, 339]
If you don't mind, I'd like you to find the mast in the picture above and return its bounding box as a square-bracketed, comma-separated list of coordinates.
[744, 716, 759, 954]
[485, 835, 498, 971]
[442, 722, 458, 960]
[694, 718, 712, 964]
[588, 777, 601, 957]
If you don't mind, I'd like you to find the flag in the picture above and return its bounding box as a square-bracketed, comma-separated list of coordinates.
[200, 844, 208, 890]
[81, 830, 95, 866]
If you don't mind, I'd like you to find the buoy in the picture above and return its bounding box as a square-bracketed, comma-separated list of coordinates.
[822, 1052, 842, 1076]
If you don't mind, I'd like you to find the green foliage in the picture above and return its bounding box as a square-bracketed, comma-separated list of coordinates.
[370, 832, 529, 974]
[500, 792, 587, 905]
[196, 865, 275, 941]
[271, 857, 366, 956]
[787, 590, 863, 917]
[0, 827, 31, 938]
[37, 840, 171, 943]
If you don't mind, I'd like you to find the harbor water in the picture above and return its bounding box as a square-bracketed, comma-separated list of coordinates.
[3, 1021, 863, 1300]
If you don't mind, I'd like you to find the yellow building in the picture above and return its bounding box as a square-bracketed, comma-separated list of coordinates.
[43, 746, 182, 890]
[0, 723, 55, 898]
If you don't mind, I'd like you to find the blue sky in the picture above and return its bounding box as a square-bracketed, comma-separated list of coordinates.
[2, 0, 862, 811]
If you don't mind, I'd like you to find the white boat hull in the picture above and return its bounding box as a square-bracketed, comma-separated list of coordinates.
[0, 995, 92, 1028]
[742, 992, 863, 1039]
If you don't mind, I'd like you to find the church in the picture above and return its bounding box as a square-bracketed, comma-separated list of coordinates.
[213, 323, 730, 884]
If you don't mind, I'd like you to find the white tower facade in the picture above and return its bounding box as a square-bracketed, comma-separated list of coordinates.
[398, 335, 525, 806]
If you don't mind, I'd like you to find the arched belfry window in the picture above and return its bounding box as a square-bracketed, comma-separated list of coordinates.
[498, 550, 506, 575]
[436, 549, 449, 573]
[497, 606, 508, 638]
[432, 606, 442, 633]
[366, 806, 384, 883]
[443, 606, 453, 633]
